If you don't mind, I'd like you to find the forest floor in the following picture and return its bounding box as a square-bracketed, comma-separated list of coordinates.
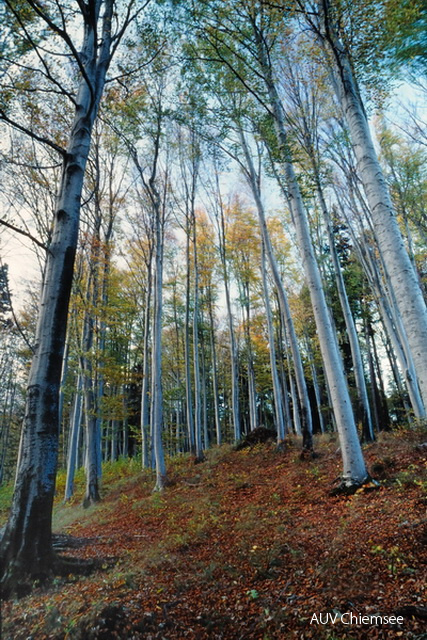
[1, 428, 427, 640]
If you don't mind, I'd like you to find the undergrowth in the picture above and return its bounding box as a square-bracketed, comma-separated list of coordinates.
[1, 427, 427, 639]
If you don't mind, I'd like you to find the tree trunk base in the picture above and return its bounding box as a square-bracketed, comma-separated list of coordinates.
[299, 447, 318, 460]
[330, 475, 378, 496]
[82, 490, 101, 509]
[1, 549, 100, 600]
[275, 440, 287, 453]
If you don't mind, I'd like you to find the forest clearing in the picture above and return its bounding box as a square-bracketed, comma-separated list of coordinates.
[1, 429, 427, 639]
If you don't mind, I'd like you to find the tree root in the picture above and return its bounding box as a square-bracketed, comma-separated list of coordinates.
[329, 476, 379, 496]
[1, 541, 115, 600]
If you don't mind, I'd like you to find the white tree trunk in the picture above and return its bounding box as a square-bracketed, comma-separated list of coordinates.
[342, 203, 425, 418]
[239, 127, 312, 448]
[323, 200, 374, 442]
[192, 210, 204, 459]
[260, 240, 286, 441]
[216, 196, 241, 441]
[0, 0, 121, 588]
[208, 286, 222, 445]
[257, 41, 367, 484]
[184, 225, 195, 453]
[152, 216, 167, 491]
[320, 10, 427, 409]
[141, 265, 152, 468]
[243, 281, 258, 432]
[64, 375, 83, 502]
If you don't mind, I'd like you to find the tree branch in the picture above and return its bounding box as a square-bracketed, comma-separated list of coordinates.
[0, 110, 66, 156]
[0, 218, 48, 251]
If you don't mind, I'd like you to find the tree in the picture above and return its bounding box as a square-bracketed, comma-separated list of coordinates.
[306, 0, 427, 411]
[0, 0, 146, 593]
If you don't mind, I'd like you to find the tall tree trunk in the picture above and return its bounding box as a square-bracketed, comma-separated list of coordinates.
[82, 307, 101, 507]
[150, 156, 167, 490]
[58, 341, 69, 440]
[276, 312, 293, 434]
[64, 375, 83, 502]
[260, 240, 286, 441]
[324, 202, 374, 442]
[141, 264, 152, 468]
[341, 202, 425, 418]
[152, 219, 167, 491]
[0, 1, 119, 589]
[239, 127, 312, 448]
[184, 225, 195, 454]
[216, 194, 241, 441]
[192, 210, 204, 460]
[318, 4, 427, 409]
[256, 34, 367, 485]
[200, 311, 209, 450]
[208, 285, 221, 445]
[243, 281, 257, 432]
[304, 335, 326, 435]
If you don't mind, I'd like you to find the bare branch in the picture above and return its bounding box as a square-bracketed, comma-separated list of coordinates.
[0, 110, 66, 156]
[0, 218, 48, 251]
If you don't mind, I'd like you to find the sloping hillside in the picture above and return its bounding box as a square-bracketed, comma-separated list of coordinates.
[2, 429, 427, 639]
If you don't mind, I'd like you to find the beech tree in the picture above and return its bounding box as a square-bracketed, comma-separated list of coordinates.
[2, 0, 427, 604]
[0, 0, 147, 592]
[304, 0, 427, 410]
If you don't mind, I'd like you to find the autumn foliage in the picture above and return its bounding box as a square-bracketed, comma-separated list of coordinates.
[1, 427, 426, 639]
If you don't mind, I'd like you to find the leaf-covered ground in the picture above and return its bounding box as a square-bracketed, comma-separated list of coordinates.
[2, 428, 427, 639]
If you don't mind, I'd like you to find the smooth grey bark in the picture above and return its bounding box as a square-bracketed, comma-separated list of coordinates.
[324, 203, 374, 442]
[64, 374, 83, 502]
[340, 200, 425, 419]
[149, 123, 168, 491]
[304, 335, 325, 434]
[82, 226, 103, 507]
[82, 307, 101, 507]
[208, 285, 221, 445]
[288, 74, 374, 441]
[151, 210, 167, 491]
[192, 205, 204, 459]
[94, 217, 114, 479]
[214, 186, 241, 441]
[317, 1, 427, 409]
[184, 223, 195, 453]
[289, 371, 302, 436]
[0, 0, 120, 588]
[351, 179, 426, 417]
[255, 31, 367, 484]
[276, 311, 293, 434]
[127, 104, 168, 481]
[199, 310, 209, 450]
[58, 341, 69, 434]
[223, 253, 241, 441]
[239, 127, 312, 448]
[242, 280, 258, 432]
[141, 264, 152, 468]
[260, 240, 286, 441]
[368, 317, 390, 429]
[172, 277, 184, 452]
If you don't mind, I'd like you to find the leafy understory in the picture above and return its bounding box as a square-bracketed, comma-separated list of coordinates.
[2, 428, 427, 639]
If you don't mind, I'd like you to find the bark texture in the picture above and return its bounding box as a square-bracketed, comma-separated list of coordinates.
[1, 0, 118, 592]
